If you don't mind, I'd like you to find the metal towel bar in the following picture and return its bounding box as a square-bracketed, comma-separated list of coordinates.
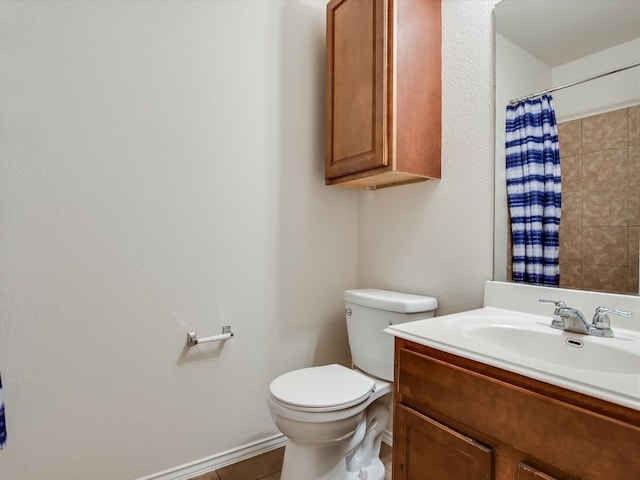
[187, 326, 234, 347]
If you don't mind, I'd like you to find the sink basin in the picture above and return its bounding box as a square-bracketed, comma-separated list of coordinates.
[457, 322, 640, 374]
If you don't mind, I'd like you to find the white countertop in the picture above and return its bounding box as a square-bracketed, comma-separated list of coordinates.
[385, 306, 640, 411]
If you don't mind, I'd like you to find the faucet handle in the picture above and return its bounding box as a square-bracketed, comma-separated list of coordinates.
[592, 306, 632, 330]
[539, 299, 568, 329]
[539, 299, 567, 309]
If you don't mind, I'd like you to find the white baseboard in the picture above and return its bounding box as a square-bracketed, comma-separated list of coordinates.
[139, 430, 393, 480]
[137, 434, 287, 480]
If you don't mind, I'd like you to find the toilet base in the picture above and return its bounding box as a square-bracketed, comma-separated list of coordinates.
[346, 457, 385, 480]
[279, 400, 389, 480]
[280, 441, 351, 480]
[280, 441, 386, 480]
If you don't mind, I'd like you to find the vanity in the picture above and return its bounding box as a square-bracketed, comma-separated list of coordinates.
[390, 1, 640, 477]
[385, 281, 640, 480]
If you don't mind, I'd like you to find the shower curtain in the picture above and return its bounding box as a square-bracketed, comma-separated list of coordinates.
[506, 94, 561, 286]
[0, 372, 5, 449]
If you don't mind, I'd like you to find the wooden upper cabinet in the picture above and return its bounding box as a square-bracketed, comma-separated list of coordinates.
[325, 0, 441, 190]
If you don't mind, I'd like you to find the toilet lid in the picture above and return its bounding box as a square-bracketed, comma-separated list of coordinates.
[269, 364, 376, 411]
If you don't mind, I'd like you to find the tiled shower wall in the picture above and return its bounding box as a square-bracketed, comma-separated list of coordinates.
[558, 104, 640, 293]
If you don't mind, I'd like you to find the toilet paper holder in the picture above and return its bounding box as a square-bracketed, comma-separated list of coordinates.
[187, 325, 234, 347]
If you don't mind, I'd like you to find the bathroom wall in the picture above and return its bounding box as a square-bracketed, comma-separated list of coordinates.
[553, 37, 640, 123]
[0, 2, 358, 479]
[358, 0, 496, 315]
[0, 1, 496, 479]
[558, 105, 640, 293]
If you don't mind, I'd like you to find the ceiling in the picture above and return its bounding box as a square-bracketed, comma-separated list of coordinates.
[495, 0, 640, 67]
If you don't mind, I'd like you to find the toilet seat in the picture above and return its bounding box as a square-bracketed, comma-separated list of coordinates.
[269, 364, 375, 413]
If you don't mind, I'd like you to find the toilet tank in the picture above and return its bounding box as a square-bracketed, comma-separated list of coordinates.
[344, 289, 437, 382]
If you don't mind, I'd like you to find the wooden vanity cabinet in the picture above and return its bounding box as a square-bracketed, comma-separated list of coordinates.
[325, 0, 441, 190]
[395, 404, 493, 479]
[393, 338, 640, 480]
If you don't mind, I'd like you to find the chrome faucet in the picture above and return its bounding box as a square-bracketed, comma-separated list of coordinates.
[539, 299, 632, 337]
[539, 299, 590, 334]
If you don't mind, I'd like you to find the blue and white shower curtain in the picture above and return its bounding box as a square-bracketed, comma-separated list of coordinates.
[0, 372, 6, 449]
[506, 94, 561, 286]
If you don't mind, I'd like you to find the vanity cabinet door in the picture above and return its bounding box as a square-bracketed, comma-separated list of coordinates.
[393, 403, 493, 480]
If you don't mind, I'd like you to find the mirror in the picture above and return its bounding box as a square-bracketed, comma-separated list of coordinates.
[494, 0, 640, 294]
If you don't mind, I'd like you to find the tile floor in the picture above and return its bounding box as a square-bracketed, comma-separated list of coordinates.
[190, 442, 392, 480]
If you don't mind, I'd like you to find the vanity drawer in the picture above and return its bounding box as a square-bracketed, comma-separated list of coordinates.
[395, 338, 640, 480]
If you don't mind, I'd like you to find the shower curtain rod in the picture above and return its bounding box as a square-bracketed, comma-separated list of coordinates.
[508, 59, 640, 105]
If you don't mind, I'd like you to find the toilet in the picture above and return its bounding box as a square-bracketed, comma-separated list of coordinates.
[267, 289, 437, 480]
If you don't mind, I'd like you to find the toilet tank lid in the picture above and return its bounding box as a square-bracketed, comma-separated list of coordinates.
[344, 289, 438, 313]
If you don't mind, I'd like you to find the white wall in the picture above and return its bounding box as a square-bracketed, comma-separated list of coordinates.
[0, 0, 497, 479]
[0, 1, 359, 479]
[553, 37, 640, 122]
[359, 0, 496, 315]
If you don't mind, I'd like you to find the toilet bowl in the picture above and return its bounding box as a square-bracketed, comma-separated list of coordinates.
[267, 289, 437, 480]
[268, 364, 391, 480]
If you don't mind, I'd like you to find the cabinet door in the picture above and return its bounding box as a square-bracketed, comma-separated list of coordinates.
[394, 404, 493, 480]
[518, 463, 559, 480]
[325, 0, 387, 180]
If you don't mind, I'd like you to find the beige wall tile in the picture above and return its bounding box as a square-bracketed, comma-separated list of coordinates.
[582, 148, 628, 190]
[558, 119, 582, 155]
[583, 226, 628, 265]
[582, 187, 628, 226]
[582, 109, 628, 154]
[629, 104, 640, 146]
[560, 191, 582, 228]
[630, 227, 640, 266]
[559, 227, 582, 264]
[560, 153, 582, 192]
[629, 266, 639, 294]
[559, 264, 582, 290]
[629, 186, 640, 226]
[630, 227, 640, 294]
[630, 145, 640, 187]
[556, 106, 640, 294]
[582, 265, 629, 293]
